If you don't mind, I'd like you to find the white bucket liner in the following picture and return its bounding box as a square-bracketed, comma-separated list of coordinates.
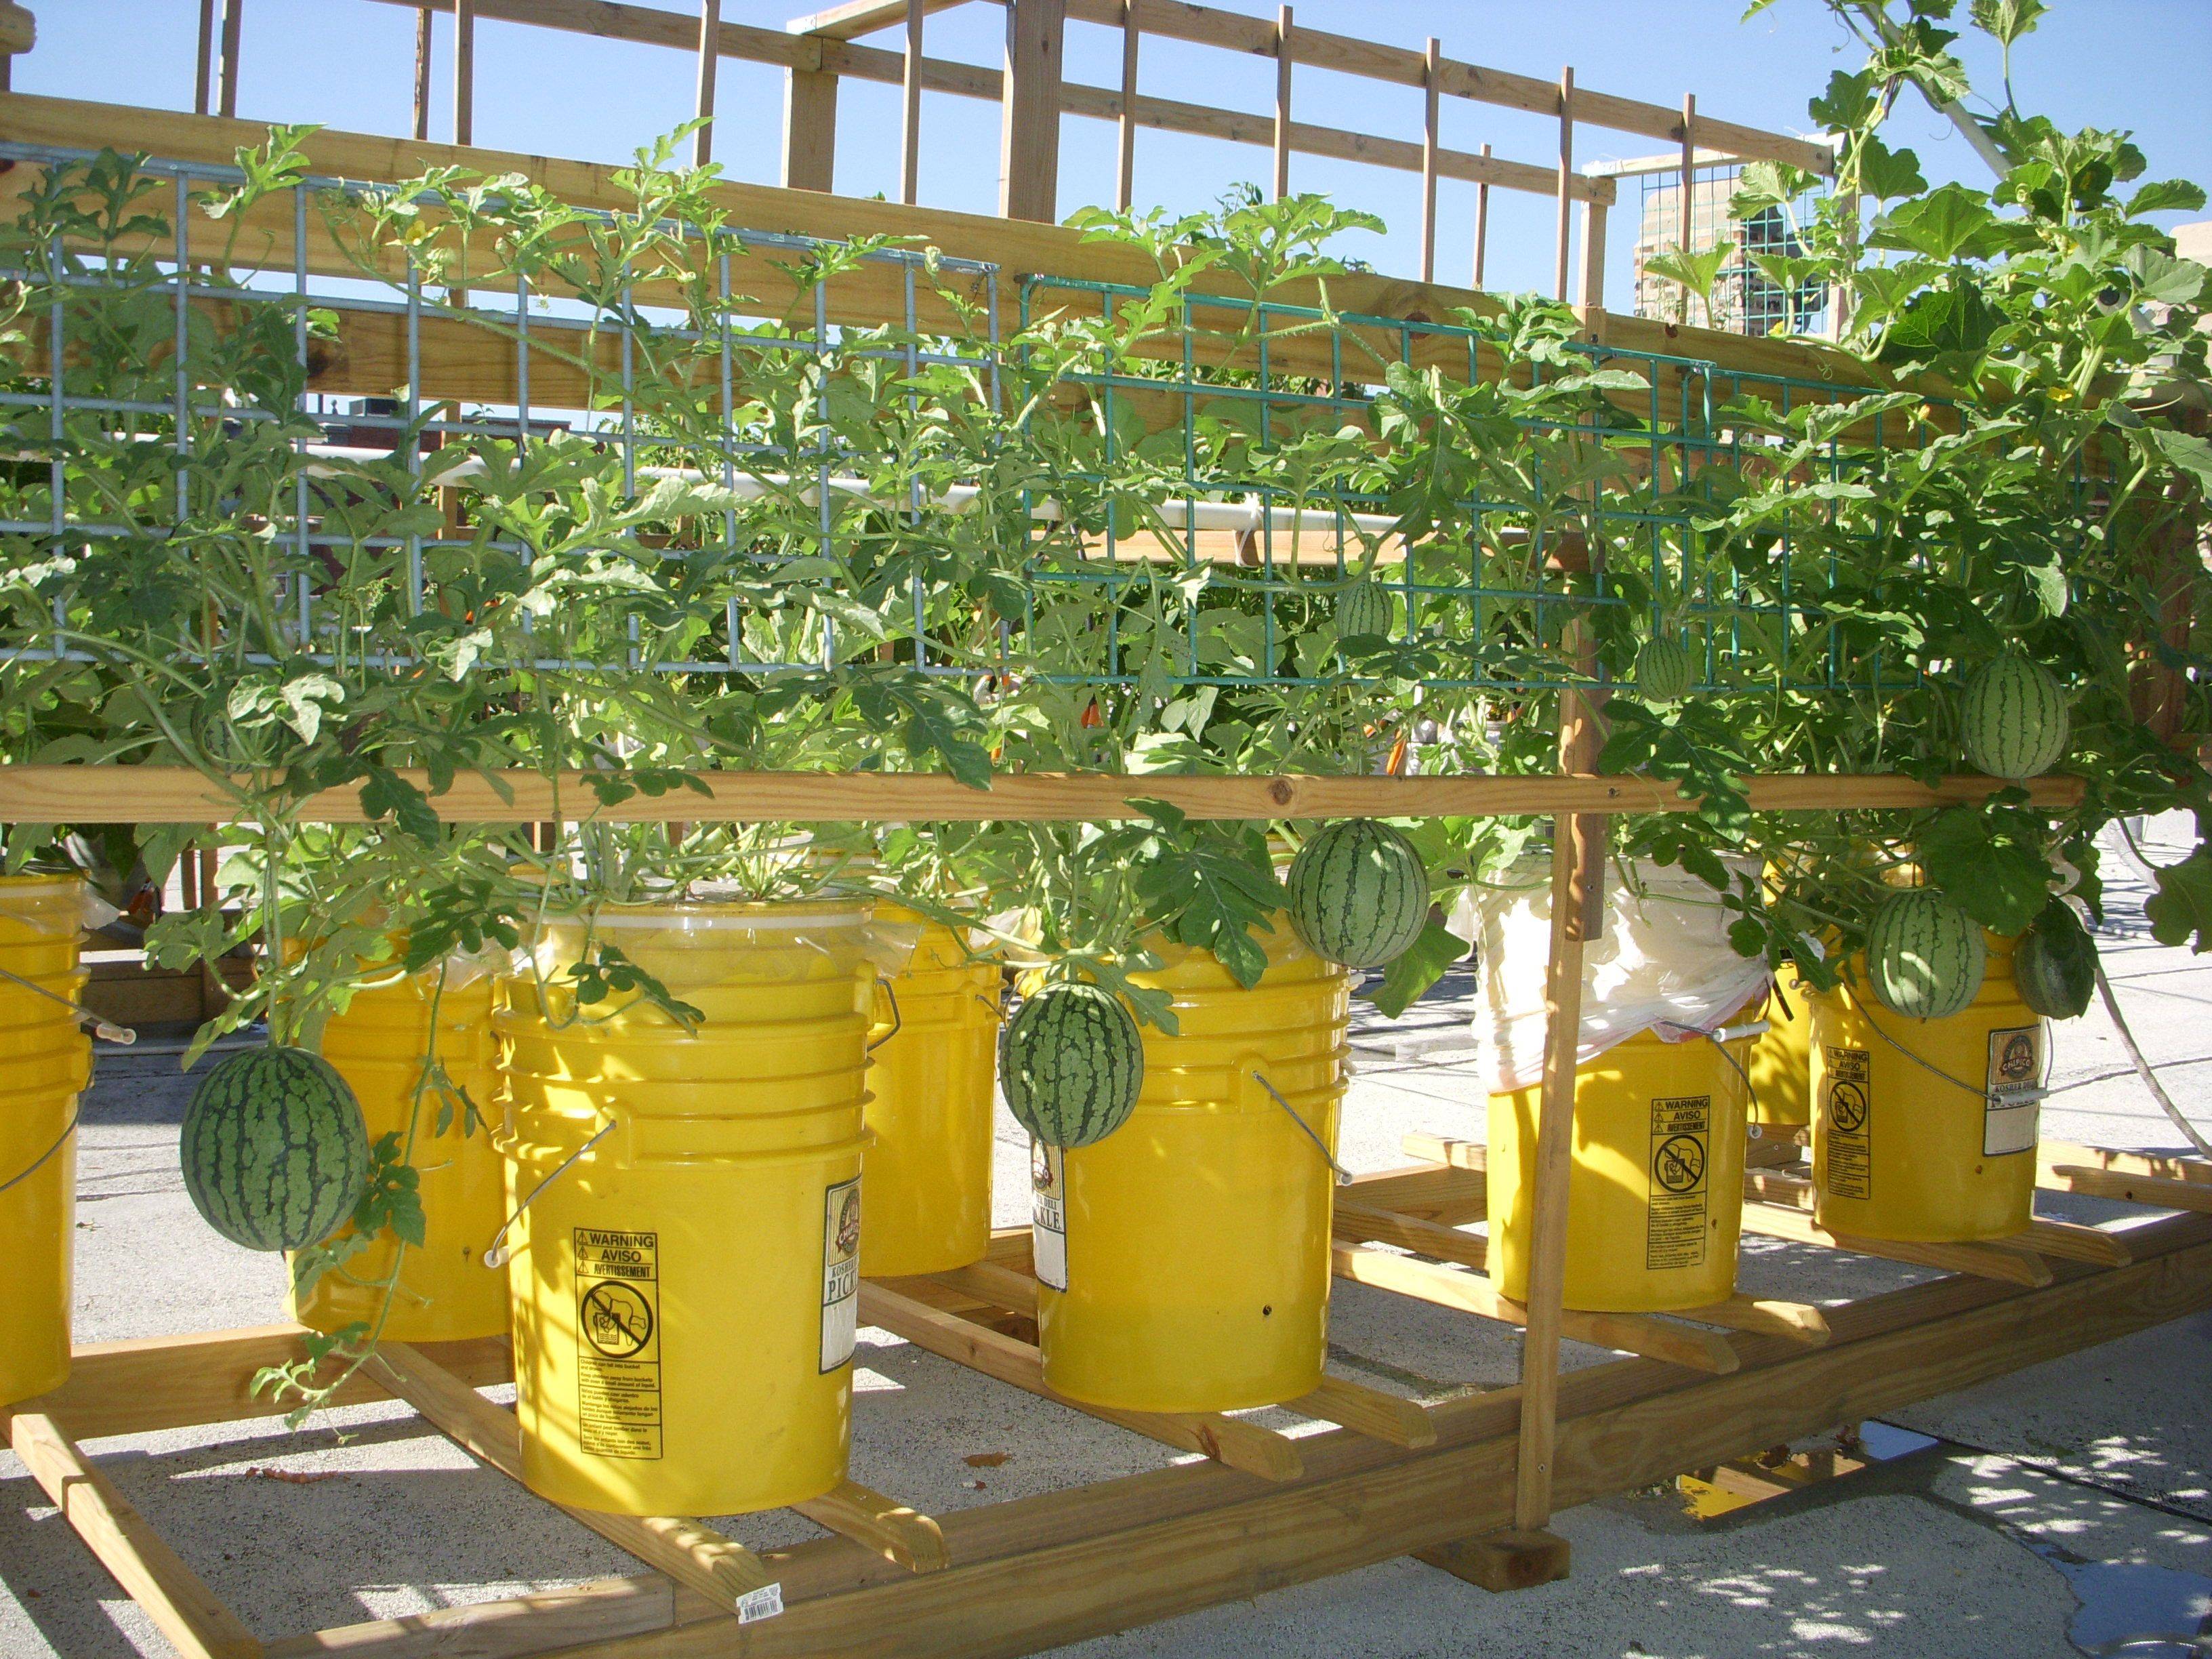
[1452, 857, 1771, 1094]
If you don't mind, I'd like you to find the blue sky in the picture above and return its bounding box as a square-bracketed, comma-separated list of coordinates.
[21, 1, 2212, 300]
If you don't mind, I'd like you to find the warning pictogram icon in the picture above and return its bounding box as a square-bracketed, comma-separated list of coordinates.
[1830, 1080, 1868, 1134]
[580, 1281, 654, 1358]
[1653, 1134, 1705, 1193]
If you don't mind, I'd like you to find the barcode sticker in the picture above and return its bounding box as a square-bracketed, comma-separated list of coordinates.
[736, 1583, 784, 1623]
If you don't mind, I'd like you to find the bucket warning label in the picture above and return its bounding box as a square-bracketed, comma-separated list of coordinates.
[1824, 1045, 1872, 1200]
[1985, 1025, 2043, 1157]
[1031, 1143, 1068, 1292]
[574, 1227, 661, 1460]
[820, 1175, 861, 1374]
[1647, 1096, 1711, 1271]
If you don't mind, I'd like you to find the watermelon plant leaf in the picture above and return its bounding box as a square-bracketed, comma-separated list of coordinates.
[1919, 805, 2054, 935]
[2145, 845, 2212, 954]
[1366, 919, 1469, 1020]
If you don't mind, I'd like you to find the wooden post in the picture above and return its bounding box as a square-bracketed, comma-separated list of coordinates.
[693, 0, 720, 168]
[1271, 4, 1293, 201]
[411, 5, 432, 142]
[1578, 186, 1608, 318]
[1677, 92, 1696, 325]
[194, 0, 217, 115]
[217, 0, 242, 119]
[998, 0, 1065, 222]
[782, 45, 840, 192]
[1115, 0, 1139, 211]
[1472, 142, 1492, 289]
[1418, 37, 1441, 284]
[451, 0, 474, 146]
[899, 0, 923, 203]
[1553, 66, 1574, 302]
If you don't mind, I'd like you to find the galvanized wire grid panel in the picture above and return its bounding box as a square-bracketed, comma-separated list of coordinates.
[0, 141, 1930, 700]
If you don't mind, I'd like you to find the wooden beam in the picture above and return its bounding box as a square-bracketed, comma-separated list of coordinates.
[262, 1577, 682, 1659]
[1418, 35, 1439, 283]
[449, 0, 473, 146]
[3, 1410, 262, 1659]
[1343, 1160, 1488, 1225]
[792, 1479, 950, 1574]
[692, 0, 720, 169]
[195, 0, 218, 114]
[363, 1344, 782, 1613]
[787, 0, 972, 40]
[217, 0, 242, 119]
[1286, 1374, 1438, 1450]
[1330, 1245, 1742, 1376]
[2041, 1141, 2212, 1189]
[410, 4, 432, 142]
[2045, 1166, 2212, 1215]
[1115, 0, 1137, 209]
[998, 0, 1064, 222]
[0, 764, 2087, 828]
[1673, 1294, 1830, 1345]
[1551, 66, 1573, 302]
[897, 0, 923, 202]
[1738, 1201, 2055, 1287]
[1271, 3, 1292, 200]
[1333, 1198, 1488, 1269]
[859, 1282, 1305, 1481]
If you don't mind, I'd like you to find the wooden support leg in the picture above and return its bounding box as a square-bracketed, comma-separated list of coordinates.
[1416, 1526, 1572, 1593]
[3, 1410, 264, 1659]
[792, 1479, 949, 1574]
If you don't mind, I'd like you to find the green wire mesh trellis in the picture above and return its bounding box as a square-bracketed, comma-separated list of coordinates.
[0, 141, 1999, 710]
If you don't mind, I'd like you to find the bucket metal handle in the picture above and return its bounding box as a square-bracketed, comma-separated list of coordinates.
[483, 1115, 617, 1269]
[1250, 1070, 1352, 1187]
[0, 1103, 78, 1195]
[1853, 1008, 2051, 1107]
[867, 977, 902, 1053]
[0, 960, 134, 1044]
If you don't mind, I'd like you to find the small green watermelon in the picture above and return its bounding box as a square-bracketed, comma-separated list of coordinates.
[1286, 819, 1430, 968]
[2014, 901, 2095, 1020]
[1960, 656, 2069, 781]
[181, 1046, 370, 1251]
[1864, 889, 1986, 1021]
[1000, 983, 1143, 1149]
[1337, 579, 1395, 642]
[1635, 634, 1698, 703]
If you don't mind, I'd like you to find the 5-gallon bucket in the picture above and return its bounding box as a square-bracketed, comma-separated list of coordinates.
[1748, 960, 1818, 1128]
[1488, 1016, 1755, 1313]
[495, 899, 877, 1517]
[1034, 917, 1349, 1414]
[290, 958, 507, 1342]
[0, 874, 93, 1407]
[861, 903, 1000, 1278]
[1812, 935, 2042, 1242]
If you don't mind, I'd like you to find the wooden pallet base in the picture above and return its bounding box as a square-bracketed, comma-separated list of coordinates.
[7, 1155, 2209, 1659]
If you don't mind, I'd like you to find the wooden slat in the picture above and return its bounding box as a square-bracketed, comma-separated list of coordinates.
[692, 0, 721, 169]
[787, 0, 975, 40]
[859, 1282, 1305, 1481]
[1330, 1245, 1740, 1375]
[1270, 3, 1292, 200]
[1743, 1164, 2129, 1267]
[363, 1344, 781, 1612]
[1115, 0, 1138, 209]
[1671, 1294, 1830, 1345]
[1284, 1374, 1437, 1450]
[0, 764, 2085, 828]
[1738, 1201, 2055, 1288]
[4, 1410, 263, 1659]
[792, 1479, 950, 1573]
[1341, 1161, 1488, 1225]
[0, 1, 36, 56]
[2041, 1141, 2212, 1189]
[262, 1578, 684, 1659]
[1332, 1198, 1488, 1269]
[1404, 1130, 1484, 1172]
[2047, 1166, 2212, 1214]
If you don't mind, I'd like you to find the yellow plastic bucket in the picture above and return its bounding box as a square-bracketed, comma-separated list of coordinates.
[289, 960, 508, 1342]
[0, 874, 93, 1408]
[1748, 960, 1818, 1128]
[494, 899, 876, 1516]
[860, 903, 1001, 1278]
[1811, 935, 2041, 1242]
[1488, 1017, 1754, 1313]
[1034, 917, 1349, 1414]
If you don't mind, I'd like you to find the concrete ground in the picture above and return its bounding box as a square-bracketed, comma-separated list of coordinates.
[4, 818, 2210, 1659]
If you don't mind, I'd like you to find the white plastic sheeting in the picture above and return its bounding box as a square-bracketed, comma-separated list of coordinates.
[1452, 857, 1773, 1094]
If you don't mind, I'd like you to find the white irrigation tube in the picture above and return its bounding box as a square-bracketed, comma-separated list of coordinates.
[299, 444, 1401, 541]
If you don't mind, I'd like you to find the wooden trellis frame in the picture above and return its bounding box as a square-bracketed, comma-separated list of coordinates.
[0, 77, 2204, 1659]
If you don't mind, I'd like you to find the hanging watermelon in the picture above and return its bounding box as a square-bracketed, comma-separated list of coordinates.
[180, 1046, 371, 1251]
[1286, 819, 1430, 968]
[1635, 634, 1698, 703]
[1000, 983, 1144, 1148]
[1865, 888, 1986, 1021]
[1337, 578, 1395, 641]
[2015, 901, 2095, 1020]
[1960, 656, 2070, 780]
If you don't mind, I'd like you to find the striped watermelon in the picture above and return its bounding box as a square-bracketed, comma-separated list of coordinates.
[1864, 889, 1986, 1021]
[1635, 634, 1698, 703]
[1000, 983, 1143, 1148]
[1960, 656, 2069, 780]
[181, 1046, 370, 1251]
[1286, 819, 1430, 968]
[2015, 903, 2095, 1020]
[1338, 579, 1395, 641]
